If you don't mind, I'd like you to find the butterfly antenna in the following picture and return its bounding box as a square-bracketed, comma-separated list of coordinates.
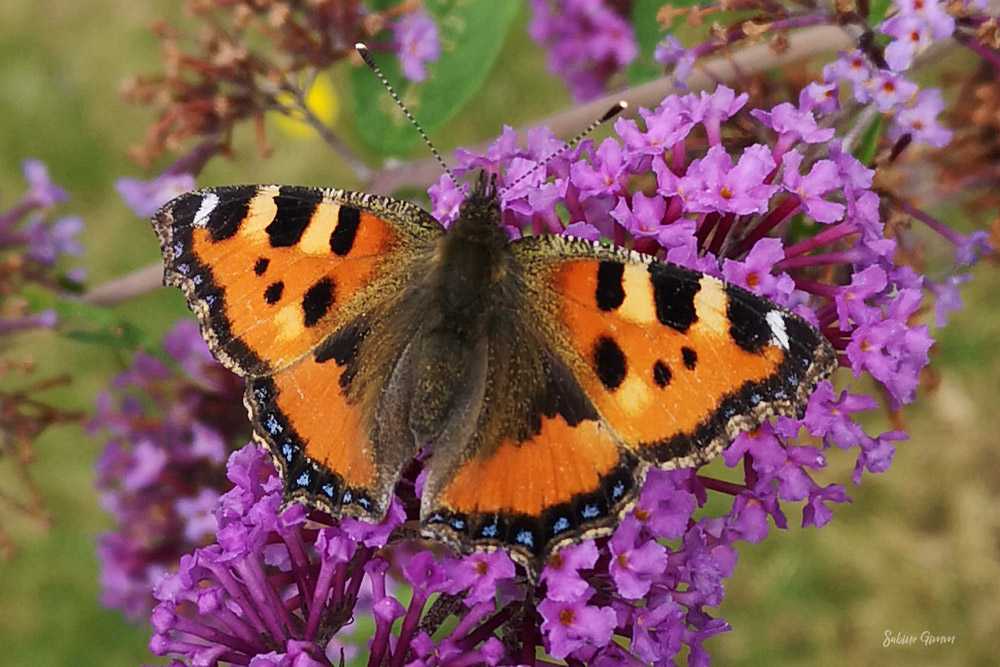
[503, 101, 628, 194]
[355, 43, 457, 188]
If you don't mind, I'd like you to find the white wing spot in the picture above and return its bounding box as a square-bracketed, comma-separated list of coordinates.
[193, 193, 220, 228]
[766, 310, 789, 349]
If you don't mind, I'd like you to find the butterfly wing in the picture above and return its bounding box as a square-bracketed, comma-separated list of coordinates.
[421, 234, 836, 573]
[519, 235, 837, 465]
[152, 185, 443, 518]
[152, 185, 442, 375]
[419, 315, 640, 572]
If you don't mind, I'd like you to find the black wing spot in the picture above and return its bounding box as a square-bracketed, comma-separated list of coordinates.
[726, 284, 771, 353]
[681, 346, 698, 370]
[254, 257, 270, 275]
[649, 263, 700, 332]
[595, 261, 625, 311]
[593, 336, 627, 390]
[264, 281, 284, 304]
[207, 185, 257, 242]
[653, 360, 672, 387]
[302, 278, 335, 327]
[266, 187, 323, 247]
[330, 206, 361, 256]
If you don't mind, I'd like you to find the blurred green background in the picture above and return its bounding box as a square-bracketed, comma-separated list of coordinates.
[1, 2, 998, 665]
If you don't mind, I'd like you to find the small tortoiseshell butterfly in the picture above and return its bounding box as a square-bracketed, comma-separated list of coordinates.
[150, 168, 836, 575]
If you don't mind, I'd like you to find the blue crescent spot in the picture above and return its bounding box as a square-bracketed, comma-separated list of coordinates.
[322, 483, 335, 497]
[480, 523, 498, 538]
[515, 530, 534, 548]
[552, 517, 570, 534]
[450, 518, 466, 531]
[582, 504, 600, 519]
[612, 481, 626, 500]
[296, 471, 311, 487]
[281, 443, 293, 461]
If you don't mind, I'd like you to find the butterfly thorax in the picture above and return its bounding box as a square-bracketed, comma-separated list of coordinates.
[407, 178, 510, 444]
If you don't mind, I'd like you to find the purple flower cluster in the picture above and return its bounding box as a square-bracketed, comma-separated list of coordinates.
[0, 159, 82, 336]
[425, 83, 943, 661]
[394, 9, 441, 83]
[92, 321, 247, 620]
[146, 79, 986, 665]
[528, 0, 637, 101]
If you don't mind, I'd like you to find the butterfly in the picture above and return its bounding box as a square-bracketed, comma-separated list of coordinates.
[151, 170, 837, 576]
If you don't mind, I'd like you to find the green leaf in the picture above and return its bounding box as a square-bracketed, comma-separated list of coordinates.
[350, 0, 520, 157]
[868, 0, 892, 28]
[855, 114, 883, 166]
[628, 0, 667, 86]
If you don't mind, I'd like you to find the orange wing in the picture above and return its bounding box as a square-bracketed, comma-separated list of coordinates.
[151, 185, 441, 376]
[153, 185, 442, 519]
[515, 236, 837, 467]
[244, 322, 413, 518]
[420, 346, 640, 573]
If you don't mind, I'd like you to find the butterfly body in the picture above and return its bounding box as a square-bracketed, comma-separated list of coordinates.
[152, 173, 836, 575]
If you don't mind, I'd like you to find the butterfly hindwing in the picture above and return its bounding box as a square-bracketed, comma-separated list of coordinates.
[420, 330, 640, 569]
[151, 185, 442, 376]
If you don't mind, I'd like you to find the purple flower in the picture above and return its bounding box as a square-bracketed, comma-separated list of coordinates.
[528, 0, 637, 101]
[866, 71, 920, 112]
[611, 191, 667, 238]
[929, 274, 971, 326]
[538, 592, 617, 659]
[117, 172, 196, 218]
[93, 321, 247, 620]
[654, 35, 695, 88]
[540, 540, 599, 602]
[140, 74, 988, 664]
[22, 214, 83, 266]
[799, 82, 839, 114]
[882, 15, 934, 71]
[633, 468, 697, 539]
[608, 516, 668, 599]
[394, 10, 440, 82]
[21, 158, 68, 207]
[721, 237, 794, 303]
[661, 144, 778, 215]
[751, 103, 835, 159]
[955, 230, 993, 267]
[781, 151, 845, 223]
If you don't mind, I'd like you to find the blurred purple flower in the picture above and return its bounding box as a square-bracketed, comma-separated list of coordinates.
[394, 10, 440, 82]
[21, 159, 69, 208]
[1, 158, 82, 337]
[92, 320, 247, 620]
[117, 172, 196, 218]
[528, 0, 637, 101]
